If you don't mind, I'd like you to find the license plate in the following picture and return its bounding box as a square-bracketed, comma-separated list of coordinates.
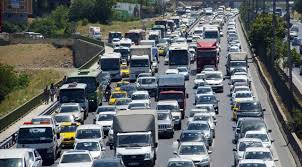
[128, 162, 139, 165]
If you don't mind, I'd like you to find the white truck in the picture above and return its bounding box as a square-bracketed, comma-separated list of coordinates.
[140, 40, 156, 47]
[111, 109, 158, 167]
[89, 26, 101, 40]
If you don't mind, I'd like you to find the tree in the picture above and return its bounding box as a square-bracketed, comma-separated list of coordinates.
[69, 0, 97, 23]
[95, 0, 114, 23]
[29, 18, 56, 37]
[294, 0, 302, 14]
[50, 6, 69, 29]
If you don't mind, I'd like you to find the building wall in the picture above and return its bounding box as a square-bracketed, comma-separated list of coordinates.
[1, 0, 32, 23]
[113, 2, 140, 17]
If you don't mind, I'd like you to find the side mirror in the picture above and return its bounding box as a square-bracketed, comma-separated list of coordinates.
[177, 139, 180, 142]
[274, 158, 279, 162]
[93, 119, 96, 124]
[262, 109, 266, 111]
[228, 82, 231, 85]
[173, 151, 178, 155]
[232, 126, 236, 130]
[154, 143, 158, 148]
[232, 148, 237, 151]
[186, 93, 189, 98]
[208, 150, 212, 154]
[101, 147, 106, 151]
[268, 129, 272, 133]
[271, 139, 275, 143]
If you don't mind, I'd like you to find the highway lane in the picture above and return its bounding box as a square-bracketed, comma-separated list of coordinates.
[291, 20, 302, 93]
[46, 16, 296, 167]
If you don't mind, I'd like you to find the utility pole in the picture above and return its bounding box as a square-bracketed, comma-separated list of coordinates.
[286, 0, 293, 102]
[272, 0, 276, 66]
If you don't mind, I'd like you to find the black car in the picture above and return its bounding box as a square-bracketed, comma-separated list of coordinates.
[234, 101, 265, 120]
[178, 130, 209, 149]
[196, 95, 219, 114]
[92, 158, 125, 167]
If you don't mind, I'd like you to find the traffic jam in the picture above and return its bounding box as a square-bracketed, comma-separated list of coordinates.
[0, 6, 279, 167]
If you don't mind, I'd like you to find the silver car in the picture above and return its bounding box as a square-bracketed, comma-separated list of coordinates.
[157, 110, 174, 138]
[177, 67, 190, 80]
[186, 121, 213, 146]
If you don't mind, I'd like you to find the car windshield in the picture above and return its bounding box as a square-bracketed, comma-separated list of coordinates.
[0, 158, 23, 167]
[130, 59, 149, 67]
[205, 73, 222, 80]
[112, 93, 126, 98]
[97, 107, 115, 113]
[194, 115, 210, 121]
[196, 75, 204, 79]
[97, 114, 114, 121]
[55, 115, 73, 123]
[245, 134, 269, 142]
[245, 151, 272, 160]
[239, 102, 260, 111]
[128, 103, 146, 109]
[178, 68, 188, 72]
[168, 161, 194, 167]
[180, 132, 203, 142]
[132, 94, 148, 100]
[197, 87, 212, 94]
[179, 145, 206, 155]
[18, 127, 53, 144]
[239, 164, 266, 167]
[197, 96, 216, 103]
[75, 142, 100, 151]
[118, 134, 150, 147]
[239, 141, 263, 151]
[157, 113, 170, 120]
[116, 99, 131, 105]
[230, 61, 247, 67]
[157, 105, 177, 111]
[236, 92, 252, 98]
[139, 78, 156, 84]
[234, 88, 250, 93]
[61, 154, 92, 163]
[60, 106, 79, 113]
[60, 125, 78, 133]
[187, 123, 209, 131]
[76, 129, 101, 139]
[101, 58, 120, 71]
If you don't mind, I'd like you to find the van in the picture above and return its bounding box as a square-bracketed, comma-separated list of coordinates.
[0, 148, 43, 167]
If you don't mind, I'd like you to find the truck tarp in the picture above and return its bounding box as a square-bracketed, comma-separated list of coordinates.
[113, 109, 158, 145]
[130, 45, 157, 63]
[157, 74, 185, 87]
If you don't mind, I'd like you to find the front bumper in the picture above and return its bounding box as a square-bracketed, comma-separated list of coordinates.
[121, 155, 154, 166]
[210, 84, 223, 92]
[62, 139, 75, 147]
[193, 160, 210, 167]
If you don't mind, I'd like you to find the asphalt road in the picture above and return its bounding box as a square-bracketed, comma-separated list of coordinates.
[291, 20, 302, 93]
[46, 15, 297, 167]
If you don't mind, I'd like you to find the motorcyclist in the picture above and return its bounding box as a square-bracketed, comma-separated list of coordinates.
[105, 85, 111, 102]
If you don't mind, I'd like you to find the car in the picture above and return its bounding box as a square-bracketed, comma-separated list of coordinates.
[244, 130, 274, 148]
[0, 148, 43, 167]
[292, 37, 302, 46]
[167, 158, 195, 167]
[96, 105, 116, 114]
[120, 85, 137, 98]
[58, 150, 93, 167]
[195, 95, 219, 114]
[235, 118, 269, 142]
[115, 98, 132, 110]
[194, 73, 207, 89]
[237, 159, 267, 167]
[157, 110, 174, 138]
[57, 103, 85, 123]
[109, 91, 128, 105]
[243, 147, 277, 167]
[127, 101, 150, 110]
[177, 130, 209, 149]
[189, 48, 196, 63]
[230, 74, 250, 90]
[75, 124, 104, 144]
[196, 86, 214, 96]
[191, 113, 216, 137]
[231, 86, 250, 99]
[120, 64, 130, 78]
[228, 45, 241, 53]
[92, 158, 125, 167]
[156, 100, 182, 130]
[166, 69, 179, 75]
[233, 138, 264, 166]
[60, 122, 81, 148]
[174, 142, 211, 167]
[232, 91, 254, 105]
[131, 91, 151, 107]
[94, 112, 116, 136]
[195, 104, 217, 120]
[74, 139, 106, 159]
[31, 115, 59, 133]
[177, 67, 190, 80]
[54, 113, 77, 126]
[186, 120, 213, 146]
[232, 101, 265, 121]
[203, 71, 224, 93]
[136, 76, 158, 97]
[116, 80, 130, 88]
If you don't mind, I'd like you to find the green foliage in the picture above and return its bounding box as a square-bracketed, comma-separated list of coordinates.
[294, 0, 302, 14]
[29, 18, 56, 37]
[82, 19, 89, 26]
[3, 21, 28, 33]
[0, 64, 29, 101]
[292, 48, 301, 65]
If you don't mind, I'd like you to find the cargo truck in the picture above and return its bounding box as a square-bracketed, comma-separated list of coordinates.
[111, 109, 158, 167]
[226, 52, 248, 75]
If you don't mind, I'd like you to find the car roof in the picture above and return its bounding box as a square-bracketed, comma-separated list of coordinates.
[245, 147, 271, 152]
[0, 148, 35, 158]
[77, 124, 102, 130]
[133, 91, 149, 95]
[188, 120, 209, 124]
[60, 103, 80, 107]
[168, 157, 193, 162]
[239, 159, 266, 164]
[157, 100, 179, 105]
[32, 115, 54, 119]
[193, 113, 212, 117]
[55, 113, 74, 116]
[238, 138, 263, 143]
[245, 130, 267, 135]
[180, 141, 206, 146]
[75, 139, 100, 143]
[63, 150, 90, 155]
[97, 112, 116, 116]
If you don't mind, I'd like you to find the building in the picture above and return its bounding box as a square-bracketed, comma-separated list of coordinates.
[1, 0, 32, 23]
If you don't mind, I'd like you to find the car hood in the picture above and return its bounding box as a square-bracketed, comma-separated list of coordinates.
[90, 151, 101, 159]
[205, 79, 223, 85]
[264, 161, 276, 167]
[178, 154, 209, 162]
[158, 120, 172, 125]
[58, 162, 92, 167]
[95, 121, 113, 127]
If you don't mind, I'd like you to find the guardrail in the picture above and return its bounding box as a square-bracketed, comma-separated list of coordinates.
[239, 17, 302, 167]
[0, 36, 105, 150]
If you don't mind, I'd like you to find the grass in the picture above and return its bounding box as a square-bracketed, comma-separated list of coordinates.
[0, 69, 65, 117]
[77, 19, 156, 39]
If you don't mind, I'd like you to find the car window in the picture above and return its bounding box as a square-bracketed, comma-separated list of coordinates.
[28, 152, 34, 163]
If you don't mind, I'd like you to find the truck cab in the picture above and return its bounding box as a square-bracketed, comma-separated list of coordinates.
[16, 121, 62, 165]
[130, 54, 151, 81]
[226, 52, 248, 76]
[99, 52, 122, 81]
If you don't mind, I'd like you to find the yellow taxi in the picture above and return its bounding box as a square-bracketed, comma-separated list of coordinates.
[60, 122, 81, 147]
[120, 64, 130, 78]
[116, 80, 130, 88]
[109, 91, 128, 105]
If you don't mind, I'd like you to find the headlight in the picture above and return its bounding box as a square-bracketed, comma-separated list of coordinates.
[144, 153, 151, 160]
[200, 158, 209, 163]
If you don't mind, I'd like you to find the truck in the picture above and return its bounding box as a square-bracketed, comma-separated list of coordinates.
[151, 25, 166, 39]
[99, 52, 122, 81]
[89, 26, 101, 40]
[111, 109, 158, 167]
[226, 52, 248, 75]
[148, 30, 161, 44]
[140, 40, 156, 47]
[157, 74, 188, 119]
[125, 29, 145, 45]
[203, 25, 220, 43]
[108, 31, 122, 44]
[196, 39, 219, 73]
[16, 121, 62, 165]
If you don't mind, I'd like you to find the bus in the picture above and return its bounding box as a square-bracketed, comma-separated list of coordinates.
[108, 32, 122, 44]
[168, 43, 190, 69]
[125, 29, 145, 45]
[65, 69, 102, 111]
[99, 52, 122, 81]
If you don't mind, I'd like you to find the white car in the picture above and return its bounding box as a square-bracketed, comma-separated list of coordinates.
[228, 45, 241, 53]
[58, 150, 93, 167]
[187, 121, 213, 145]
[94, 112, 116, 136]
[58, 103, 85, 123]
[238, 159, 267, 167]
[167, 158, 195, 167]
[233, 138, 264, 165]
[195, 104, 216, 120]
[166, 69, 179, 75]
[177, 66, 190, 80]
[74, 139, 106, 159]
[244, 130, 274, 148]
[112, 38, 121, 47]
[174, 142, 211, 167]
[75, 124, 104, 144]
[127, 101, 150, 110]
[243, 147, 278, 167]
[31, 115, 59, 133]
[203, 71, 224, 93]
[231, 86, 251, 98]
[131, 91, 151, 107]
[191, 113, 216, 137]
[196, 86, 214, 96]
[232, 90, 254, 105]
[54, 113, 76, 126]
[194, 73, 207, 88]
[115, 98, 132, 110]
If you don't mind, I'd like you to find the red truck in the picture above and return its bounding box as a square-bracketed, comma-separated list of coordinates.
[196, 39, 219, 73]
[157, 74, 188, 119]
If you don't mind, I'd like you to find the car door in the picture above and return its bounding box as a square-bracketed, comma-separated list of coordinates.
[33, 150, 43, 167]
